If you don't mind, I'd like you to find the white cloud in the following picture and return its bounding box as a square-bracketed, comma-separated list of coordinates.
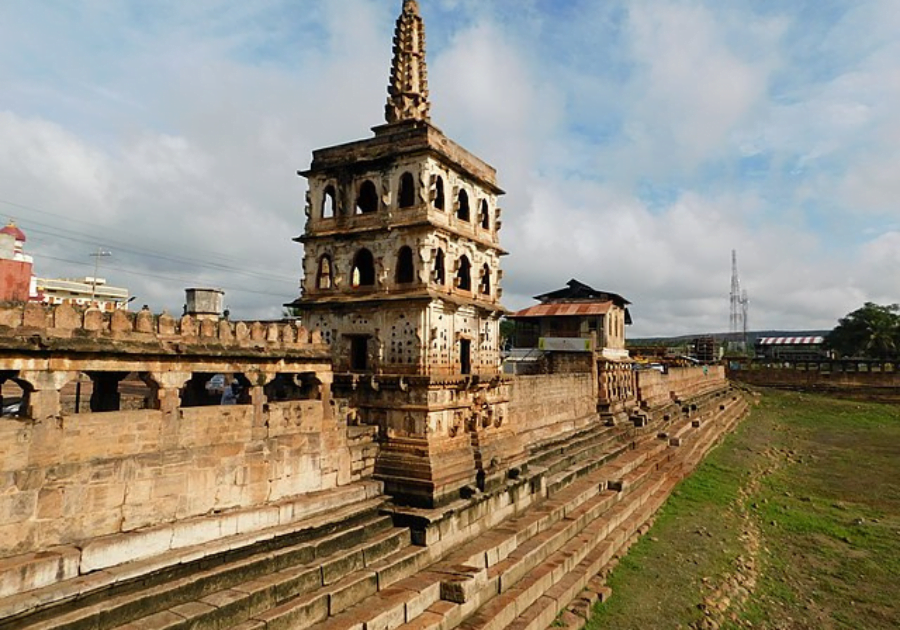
[616, 1, 778, 174]
[0, 0, 896, 335]
[0, 112, 117, 219]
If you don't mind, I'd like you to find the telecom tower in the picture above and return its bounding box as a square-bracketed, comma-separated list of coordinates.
[729, 250, 749, 350]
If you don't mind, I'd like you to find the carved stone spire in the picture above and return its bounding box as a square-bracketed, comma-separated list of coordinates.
[385, 0, 431, 124]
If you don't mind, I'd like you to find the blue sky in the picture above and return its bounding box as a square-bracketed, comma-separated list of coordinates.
[0, 0, 897, 335]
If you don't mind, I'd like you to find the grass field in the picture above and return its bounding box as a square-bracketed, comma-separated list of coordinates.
[586, 389, 900, 630]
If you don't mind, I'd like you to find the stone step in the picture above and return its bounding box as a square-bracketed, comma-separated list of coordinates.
[543, 439, 632, 496]
[95, 525, 420, 630]
[407, 397, 747, 630]
[293, 430, 672, 630]
[249, 564, 444, 630]
[453, 456, 673, 630]
[498, 402, 748, 630]
[527, 421, 614, 465]
[369, 403, 745, 630]
[425, 424, 690, 630]
[529, 425, 624, 474]
[8, 503, 399, 630]
[0, 480, 385, 610]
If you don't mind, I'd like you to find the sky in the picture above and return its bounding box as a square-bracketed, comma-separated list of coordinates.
[1, 0, 898, 337]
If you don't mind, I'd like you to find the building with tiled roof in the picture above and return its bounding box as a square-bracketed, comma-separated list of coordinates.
[508, 279, 632, 363]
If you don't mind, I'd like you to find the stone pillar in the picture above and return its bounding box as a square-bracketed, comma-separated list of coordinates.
[249, 385, 266, 429]
[146, 371, 191, 415]
[246, 370, 274, 431]
[18, 370, 76, 421]
[147, 370, 191, 448]
[318, 370, 334, 421]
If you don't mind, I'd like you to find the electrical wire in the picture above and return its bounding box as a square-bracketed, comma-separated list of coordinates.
[0, 197, 303, 285]
[38, 254, 298, 299]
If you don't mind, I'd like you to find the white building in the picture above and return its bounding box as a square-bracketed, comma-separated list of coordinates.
[35, 276, 130, 312]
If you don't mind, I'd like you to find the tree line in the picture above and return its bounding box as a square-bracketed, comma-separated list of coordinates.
[825, 303, 900, 360]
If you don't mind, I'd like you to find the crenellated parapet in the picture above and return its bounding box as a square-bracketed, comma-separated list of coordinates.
[0, 302, 328, 357]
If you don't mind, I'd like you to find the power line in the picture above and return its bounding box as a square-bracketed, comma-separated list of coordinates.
[38, 254, 298, 300]
[24, 222, 299, 284]
[0, 197, 258, 264]
[0, 197, 302, 284]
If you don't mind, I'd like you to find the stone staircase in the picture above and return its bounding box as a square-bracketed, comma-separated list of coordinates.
[305, 390, 746, 630]
[0, 490, 421, 630]
[1, 389, 747, 630]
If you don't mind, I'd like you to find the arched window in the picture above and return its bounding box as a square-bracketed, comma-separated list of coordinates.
[356, 180, 378, 214]
[398, 172, 416, 209]
[479, 199, 490, 229]
[351, 249, 376, 287]
[456, 189, 470, 222]
[479, 263, 491, 296]
[434, 176, 446, 210]
[433, 248, 446, 285]
[456, 255, 472, 292]
[316, 255, 333, 289]
[396, 246, 415, 284]
[322, 186, 336, 219]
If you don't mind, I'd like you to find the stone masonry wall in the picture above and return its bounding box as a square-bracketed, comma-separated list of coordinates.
[636, 366, 726, 408]
[730, 366, 900, 403]
[508, 373, 597, 447]
[0, 398, 375, 560]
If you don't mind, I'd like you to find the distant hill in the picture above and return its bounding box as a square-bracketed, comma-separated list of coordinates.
[629, 330, 831, 346]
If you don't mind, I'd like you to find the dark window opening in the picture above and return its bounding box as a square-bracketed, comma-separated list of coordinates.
[0, 373, 30, 418]
[352, 249, 376, 287]
[396, 246, 415, 284]
[58, 371, 153, 414]
[479, 200, 490, 229]
[398, 172, 416, 208]
[264, 372, 322, 402]
[182, 373, 251, 407]
[456, 255, 472, 292]
[460, 339, 472, 375]
[356, 180, 379, 214]
[322, 186, 336, 219]
[479, 263, 491, 296]
[316, 255, 333, 289]
[456, 189, 470, 221]
[434, 176, 445, 210]
[350, 336, 369, 372]
[433, 249, 446, 285]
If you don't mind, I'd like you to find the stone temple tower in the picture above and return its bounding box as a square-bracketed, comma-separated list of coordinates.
[290, 0, 522, 507]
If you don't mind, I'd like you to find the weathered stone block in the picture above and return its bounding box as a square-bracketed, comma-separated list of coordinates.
[256, 591, 329, 630]
[437, 565, 486, 604]
[328, 571, 378, 615]
[0, 546, 80, 598]
[321, 550, 364, 586]
[80, 527, 173, 573]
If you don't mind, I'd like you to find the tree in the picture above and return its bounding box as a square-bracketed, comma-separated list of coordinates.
[825, 303, 900, 360]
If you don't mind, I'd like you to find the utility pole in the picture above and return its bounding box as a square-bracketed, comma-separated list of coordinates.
[89, 248, 111, 304]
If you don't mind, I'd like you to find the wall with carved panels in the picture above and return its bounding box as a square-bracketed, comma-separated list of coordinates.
[424, 301, 501, 376]
[304, 156, 500, 245]
[301, 218, 502, 303]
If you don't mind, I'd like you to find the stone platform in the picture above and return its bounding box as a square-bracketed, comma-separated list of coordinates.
[0, 381, 747, 630]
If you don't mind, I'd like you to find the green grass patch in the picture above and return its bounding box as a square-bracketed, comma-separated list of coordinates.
[587, 390, 900, 629]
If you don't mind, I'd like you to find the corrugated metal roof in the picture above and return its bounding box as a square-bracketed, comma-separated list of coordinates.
[534, 279, 630, 306]
[509, 301, 614, 318]
[757, 336, 825, 346]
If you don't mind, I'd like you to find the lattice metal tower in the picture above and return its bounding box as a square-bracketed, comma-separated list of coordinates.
[729, 250, 749, 348]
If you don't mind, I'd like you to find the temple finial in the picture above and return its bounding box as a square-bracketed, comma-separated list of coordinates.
[385, 0, 431, 124]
